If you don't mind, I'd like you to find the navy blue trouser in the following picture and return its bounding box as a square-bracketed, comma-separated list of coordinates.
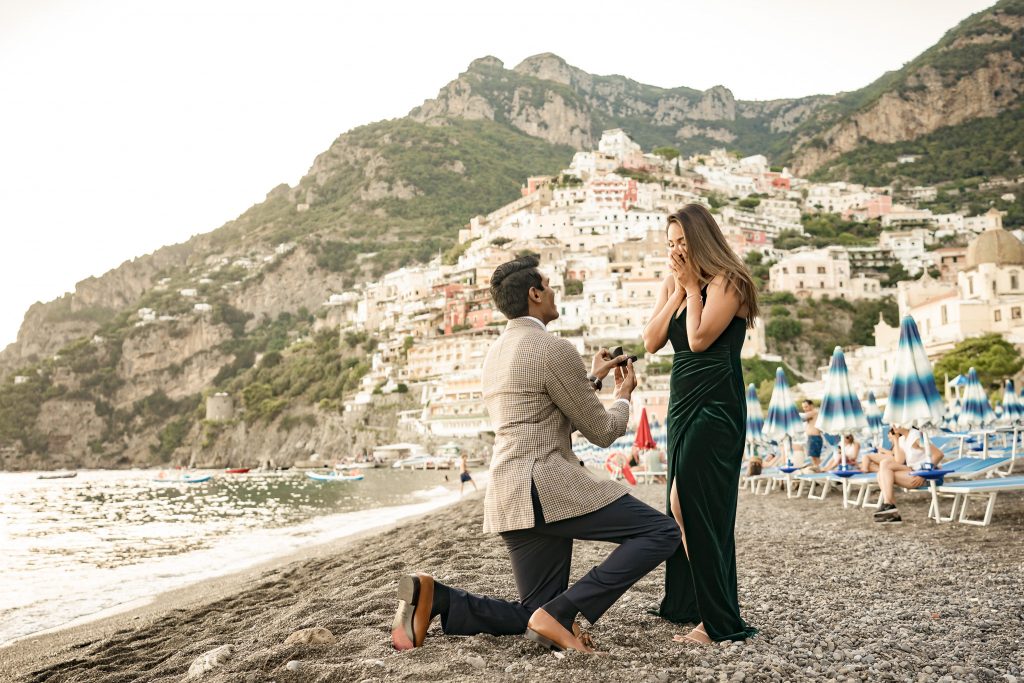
[442, 486, 680, 636]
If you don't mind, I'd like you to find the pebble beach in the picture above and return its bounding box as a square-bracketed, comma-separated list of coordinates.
[4, 483, 1023, 683]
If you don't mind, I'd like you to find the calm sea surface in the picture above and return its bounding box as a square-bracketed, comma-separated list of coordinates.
[0, 467, 471, 645]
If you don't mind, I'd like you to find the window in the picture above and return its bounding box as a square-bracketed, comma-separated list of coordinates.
[968, 277, 974, 295]
[941, 305, 948, 325]
[819, 281, 824, 288]
[994, 310, 1002, 322]
[799, 281, 804, 288]
[782, 267, 789, 274]
[796, 266, 806, 274]
[1013, 307, 1021, 320]
[817, 266, 826, 274]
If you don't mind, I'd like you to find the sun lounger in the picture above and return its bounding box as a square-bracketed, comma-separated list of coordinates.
[933, 475, 1024, 526]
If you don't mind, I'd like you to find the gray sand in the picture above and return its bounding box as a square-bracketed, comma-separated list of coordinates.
[4, 484, 1023, 682]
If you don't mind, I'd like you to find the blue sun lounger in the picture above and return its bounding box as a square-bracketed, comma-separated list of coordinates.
[934, 475, 1024, 526]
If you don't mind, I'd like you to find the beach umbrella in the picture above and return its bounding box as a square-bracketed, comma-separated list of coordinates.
[959, 367, 995, 429]
[762, 368, 802, 468]
[633, 407, 656, 451]
[1001, 379, 1022, 424]
[864, 391, 883, 435]
[745, 383, 765, 458]
[883, 316, 944, 429]
[944, 398, 962, 430]
[816, 346, 867, 468]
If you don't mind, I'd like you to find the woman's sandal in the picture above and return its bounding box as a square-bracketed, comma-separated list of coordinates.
[672, 625, 712, 646]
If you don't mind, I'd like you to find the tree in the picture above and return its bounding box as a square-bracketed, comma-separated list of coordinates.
[765, 317, 803, 342]
[564, 278, 583, 296]
[653, 146, 680, 161]
[933, 334, 1024, 391]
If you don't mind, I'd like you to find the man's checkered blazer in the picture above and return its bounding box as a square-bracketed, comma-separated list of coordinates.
[481, 317, 630, 533]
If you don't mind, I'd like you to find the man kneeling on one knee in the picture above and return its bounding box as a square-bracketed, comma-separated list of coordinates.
[390, 255, 681, 653]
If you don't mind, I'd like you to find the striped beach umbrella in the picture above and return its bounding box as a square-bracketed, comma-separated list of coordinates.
[1001, 379, 1022, 423]
[944, 398, 962, 430]
[959, 367, 995, 429]
[864, 391, 883, 433]
[883, 316, 944, 429]
[816, 347, 867, 468]
[745, 383, 765, 443]
[762, 368, 802, 467]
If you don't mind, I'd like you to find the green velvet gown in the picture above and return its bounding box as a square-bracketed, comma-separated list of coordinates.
[657, 292, 757, 641]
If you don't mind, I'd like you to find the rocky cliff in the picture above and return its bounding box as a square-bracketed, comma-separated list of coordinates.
[789, 1, 1024, 174]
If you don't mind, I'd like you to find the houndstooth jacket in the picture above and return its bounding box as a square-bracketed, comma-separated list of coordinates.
[481, 317, 631, 533]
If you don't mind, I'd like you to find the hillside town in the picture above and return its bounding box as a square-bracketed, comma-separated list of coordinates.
[297, 129, 1022, 437]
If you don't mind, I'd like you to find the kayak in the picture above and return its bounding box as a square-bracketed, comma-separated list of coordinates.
[307, 472, 364, 482]
[224, 468, 250, 474]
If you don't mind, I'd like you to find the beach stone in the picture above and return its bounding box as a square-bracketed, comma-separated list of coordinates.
[284, 627, 336, 645]
[467, 655, 485, 670]
[1003, 676, 1018, 683]
[285, 660, 300, 672]
[186, 644, 234, 679]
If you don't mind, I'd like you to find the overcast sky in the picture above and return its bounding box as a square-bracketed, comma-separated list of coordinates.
[0, 0, 995, 349]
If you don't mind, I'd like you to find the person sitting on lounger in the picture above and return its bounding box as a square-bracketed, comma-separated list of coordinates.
[822, 433, 860, 471]
[874, 425, 943, 524]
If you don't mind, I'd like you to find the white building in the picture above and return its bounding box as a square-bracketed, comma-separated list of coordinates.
[769, 247, 884, 300]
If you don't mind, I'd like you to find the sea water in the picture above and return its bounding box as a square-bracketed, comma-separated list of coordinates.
[0, 467, 477, 645]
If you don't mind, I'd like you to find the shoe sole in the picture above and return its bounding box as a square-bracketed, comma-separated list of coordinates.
[874, 508, 899, 518]
[876, 518, 903, 524]
[524, 627, 563, 652]
[391, 575, 420, 651]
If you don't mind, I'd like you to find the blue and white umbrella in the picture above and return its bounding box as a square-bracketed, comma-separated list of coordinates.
[745, 383, 765, 455]
[1001, 379, 1022, 424]
[883, 316, 944, 429]
[959, 367, 995, 429]
[944, 398, 962, 430]
[816, 347, 867, 468]
[762, 368, 802, 467]
[863, 391, 884, 447]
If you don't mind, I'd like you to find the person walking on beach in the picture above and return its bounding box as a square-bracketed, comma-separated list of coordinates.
[801, 400, 824, 470]
[642, 204, 758, 645]
[458, 453, 476, 494]
[391, 255, 680, 654]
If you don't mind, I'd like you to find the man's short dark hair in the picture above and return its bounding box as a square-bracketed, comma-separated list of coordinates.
[490, 255, 543, 319]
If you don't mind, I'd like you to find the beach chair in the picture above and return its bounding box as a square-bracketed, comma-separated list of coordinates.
[634, 451, 666, 484]
[933, 475, 1024, 526]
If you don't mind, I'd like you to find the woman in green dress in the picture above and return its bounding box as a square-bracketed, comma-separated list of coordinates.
[642, 204, 759, 644]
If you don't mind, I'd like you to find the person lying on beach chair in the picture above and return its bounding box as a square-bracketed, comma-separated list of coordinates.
[873, 425, 943, 524]
[391, 256, 679, 654]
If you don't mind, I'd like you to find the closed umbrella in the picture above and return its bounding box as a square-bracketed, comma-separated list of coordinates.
[745, 383, 765, 457]
[959, 367, 995, 430]
[883, 316, 944, 469]
[864, 391, 884, 447]
[816, 346, 867, 469]
[1001, 379, 1021, 424]
[762, 368, 802, 470]
[634, 407, 656, 450]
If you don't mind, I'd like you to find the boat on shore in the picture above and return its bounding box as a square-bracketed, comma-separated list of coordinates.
[37, 471, 78, 480]
[152, 473, 212, 484]
[307, 471, 364, 482]
[224, 468, 251, 474]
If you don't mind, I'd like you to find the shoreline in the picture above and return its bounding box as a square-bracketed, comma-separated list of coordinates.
[0, 486, 486, 681]
[5, 484, 1022, 682]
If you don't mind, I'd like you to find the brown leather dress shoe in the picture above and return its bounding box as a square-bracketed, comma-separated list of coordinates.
[391, 573, 435, 650]
[524, 608, 595, 653]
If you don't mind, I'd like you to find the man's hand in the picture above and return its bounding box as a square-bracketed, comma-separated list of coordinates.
[591, 347, 626, 381]
[613, 358, 637, 401]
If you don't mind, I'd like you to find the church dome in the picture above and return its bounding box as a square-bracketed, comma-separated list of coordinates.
[966, 225, 1024, 268]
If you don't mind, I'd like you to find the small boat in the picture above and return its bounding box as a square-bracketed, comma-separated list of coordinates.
[38, 471, 78, 480]
[224, 468, 250, 474]
[307, 471, 364, 482]
[152, 473, 212, 484]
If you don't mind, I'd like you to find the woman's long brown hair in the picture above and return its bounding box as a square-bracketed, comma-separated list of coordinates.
[668, 203, 760, 329]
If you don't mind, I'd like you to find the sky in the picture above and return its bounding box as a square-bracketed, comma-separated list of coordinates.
[0, 0, 996, 349]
